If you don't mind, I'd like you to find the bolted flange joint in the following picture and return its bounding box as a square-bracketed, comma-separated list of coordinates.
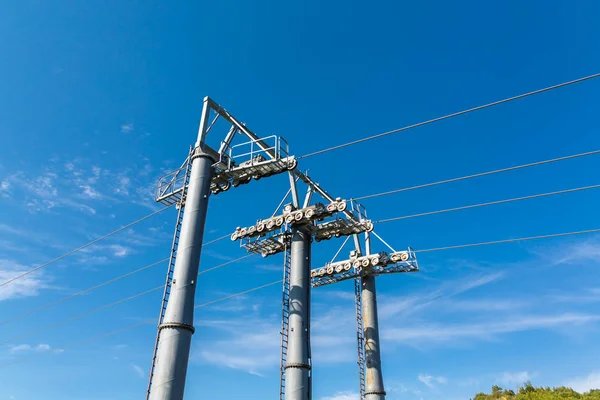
[364, 390, 387, 396]
[158, 322, 196, 334]
[284, 362, 312, 370]
[190, 146, 217, 163]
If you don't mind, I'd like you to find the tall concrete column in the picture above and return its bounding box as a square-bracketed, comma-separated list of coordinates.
[285, 226, 312, 400]
[150, 147, 214, 400]
[362, 274, 386, 400]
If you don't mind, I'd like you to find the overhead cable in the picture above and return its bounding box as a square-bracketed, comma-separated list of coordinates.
[0, 233, 231, 328]
[375, 183, 600, 223]
[0, 286, 163, 345]
[200, 254, 254, 274]
[0, 254, 253, 342]
[3, 226, 600, 368]
[0, 206, 174, 289]
[299, 72, 600, 159]
[6, 226, 600, 345]
[0, 258, 168, 328]
[203, 233, 231, 246]
[355, 149, 600, 201]
[0, 279, 282, 369]
[416, 228, 600, 253]
[193, 279, 282, 308]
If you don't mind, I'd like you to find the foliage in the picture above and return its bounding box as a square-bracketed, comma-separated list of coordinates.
[471, 382, 600, 400]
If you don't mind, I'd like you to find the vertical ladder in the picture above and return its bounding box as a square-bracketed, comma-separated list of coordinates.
[146, 150, 193, 400]
[279, 242, 292, 400]
[355, 276, 366, 399]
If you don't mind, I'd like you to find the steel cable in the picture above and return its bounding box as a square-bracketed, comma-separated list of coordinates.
[3, 226, 600, 368]
[0, 279, 282, 369]
[299, 72, 600, 159]
[375, 183, 600, 223]
[416, 228, 600, 253]
[355, 149, 600, 201]
[0, 206, 175, 289]
[0, 234, 231, 328]
[0, 254, 252, 343]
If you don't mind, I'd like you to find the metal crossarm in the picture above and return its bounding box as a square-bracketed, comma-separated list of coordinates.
[230, 199, 347, 242]
[310, 218, 374, 242]
[155, 135, 296, 204]
[310, 249, 418, 288]
[242, 233, 289, 258]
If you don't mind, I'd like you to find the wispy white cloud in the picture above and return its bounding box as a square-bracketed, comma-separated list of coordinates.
[114, 174, 131, 196]
[438, 298, 529, 312]
[131, 363, 144, 379]
[0, 179, 10, 197]
[200, 350, 274, 377]
[4, 170, 97, 214]
[316, 290, 356, 302]
[120, 123, 134, 134]
[382, 313, 600, 344]
[9, 343, 54, 354]
[456, 378, 480, 388]
[418, 373, 448, 388]
[310, 307, 357, 364]
[546, 287, 600, 304]
[90, 166, 102, 182]
[533, 236, 600, 267]
[2, 155, 160, 215]
[0, 224, 24, 236]
[196, 318, 280, 376]
[566, 371, 600, 393]
[378, 272, 504, 319]
[254, 263, 284, 272]
[121, 228, 166, 247]
[75, 255, 109, 265]
[320, 391, 360, 400]
[496, 371, 532, 386]
[0, 259, 53, 301]
[202, 250, 236, 262]
[109, 244, 132, 257]
[80, 184, 102, 199]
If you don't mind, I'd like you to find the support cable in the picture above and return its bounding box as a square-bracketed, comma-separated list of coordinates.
[0, 286, 163, 346]
[0, 259, 167, 328]
[0, 234, 230, 328]
[0, 279, 282, 369]
[3, 227, 600, 368]
[375, 183, 600, 224]
[200, 254, 254, 274]
[355, 149, 600, 201]
[299, 72, 600, 159]
[0, 254, 251, 343]
[0, 206, 175, 289]
[203, 234, 231, 246]
[416, 228, 600, 253]
[192, 279, 282, 309]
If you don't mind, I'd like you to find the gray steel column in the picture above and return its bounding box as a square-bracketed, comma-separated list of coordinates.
[150, 146, 214, 400]
[362, 274, 386, 400]
[285, 226, 312, 400]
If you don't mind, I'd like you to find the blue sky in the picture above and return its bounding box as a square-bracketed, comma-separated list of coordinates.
[1, 1, 600, 399]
